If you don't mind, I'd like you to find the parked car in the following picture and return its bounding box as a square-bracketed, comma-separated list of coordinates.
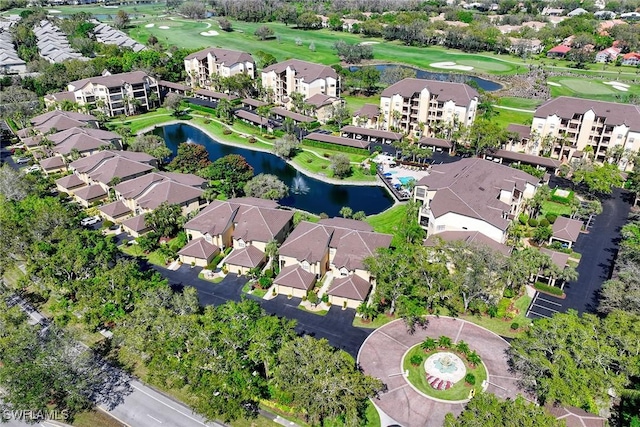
[15, 157, 29, 164]
[80, 216, 101, 226]
[24, 165, 40, 173]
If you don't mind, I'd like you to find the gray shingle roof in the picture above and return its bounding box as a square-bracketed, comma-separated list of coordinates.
[68, 71, 153, 90]
[184, 47, 254, 66]
[55, 173, 85, 189]
[178, 237, 220, 259]
[425, 230, 512, 256]
[354, 103, 379, 119]
[225, 246, 265, 268]
[99, 200, 131, 218]
[341, 125, 403, 141]
[552, 216, 583, 243]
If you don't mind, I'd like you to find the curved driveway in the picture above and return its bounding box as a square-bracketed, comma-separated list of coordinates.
[357, 317, 522, 427]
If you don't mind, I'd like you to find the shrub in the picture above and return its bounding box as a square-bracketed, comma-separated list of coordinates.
[258, 276, 272, 289]
[323, 153, 331, 158]
[307, 291, 319, 304]
[465, 373, 476, 385]
[503, 287, 516, 298]
[264, 268, 273, 278]
[438, 335, 452, 348]
[487, 305, 498, 318]
[222, 128, 232, 135]
[248, 136, 256, 143]
[307, 158, 312, 163]
[410, 354, 423, 366]
[321, 165, 327, 169]
[539, 218, 550, 227]
[58, 192, 69, 200]
[534, 282, 564, 296]
[321, 294, 329, 303]
[102, 220, 114, 229]
[518, 213, 529, 225]
[421, 337, 437, 352]
[546, 213, 558, 224]
[203, 119, 211, 124]
[528, 218, 538, 227]
[510, 322, 520, 331]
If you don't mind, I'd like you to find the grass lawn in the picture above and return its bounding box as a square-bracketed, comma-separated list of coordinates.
[496, 97, 541, 110]
[128, 19, 520, 75]
[547, 76, 640, 102]
[403, 346, 486, 401]
[3, 3, 165, 17]
[199, 272, 225, 283]
[459, 294, 532, 339]
[2, 263, 25, 288]
[365, 204, 407, 245]
[492, 107, 534, 129]
[352, 313, 397, 329]
[343, 93, 381, 112]
[241, 282, 268, 298]
[298, 305, 329, 316]
[119, 244, 168, 267]
[541, 200, 573, 217]
[72, 409, 125, 427]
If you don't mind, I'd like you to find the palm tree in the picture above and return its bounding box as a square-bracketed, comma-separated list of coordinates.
[421, 337, 437, 352]
[455, 340, 470, 356]
[217, 98, 233, 123]
[256, 105, 272, 132]
[467, 351, 481, 367]
[437, 335, 452, 349]
[356, 303, 377, 321]
[265, 239, 279, 270]
[391, 109, 402, 131]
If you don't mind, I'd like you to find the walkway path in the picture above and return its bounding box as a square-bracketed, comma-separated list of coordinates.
[357, 317, 523, 427]
[494, 105, 535, 113]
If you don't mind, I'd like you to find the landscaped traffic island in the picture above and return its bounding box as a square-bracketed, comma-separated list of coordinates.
[402, 337, 487, 401]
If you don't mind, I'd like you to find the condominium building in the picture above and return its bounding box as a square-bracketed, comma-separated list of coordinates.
[261, 59, 340, 106]
[530, 96, 640, 169]
[413, 158, 539, 244]
[184, 47, 255, 88]
[64, 71, 160, 117]
[379, 78, 479, 137]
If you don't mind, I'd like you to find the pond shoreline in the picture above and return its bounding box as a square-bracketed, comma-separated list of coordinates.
[136, 119, 389, 188]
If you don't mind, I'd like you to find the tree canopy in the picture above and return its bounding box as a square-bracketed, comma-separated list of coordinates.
[200, 154, 254, 198]
[167, 142, 211, 174]
[244, 173, 289, 200]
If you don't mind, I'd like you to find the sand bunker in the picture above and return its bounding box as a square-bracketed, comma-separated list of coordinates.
[603, 81, 630, 88]
[48, 9, 61, 13]
[430, 61, 474, 71]
[547, 81, 561, 87]
[612, 85, 629, 91]
[200, 30, 219, 36]
[360, 41, 380, 45]
[158, 26, 170, 29]
[145, 23, 154, 28]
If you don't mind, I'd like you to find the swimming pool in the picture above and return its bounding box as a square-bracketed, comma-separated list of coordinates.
[398, 176, 415, 185]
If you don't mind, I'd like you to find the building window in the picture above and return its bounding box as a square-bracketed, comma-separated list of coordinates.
[238, 240, 246, 248]
[339, 267, 348, 277]
[436, 225, 445, 231]
[415, 188, 426, 198]
[301, 261, 310, 272]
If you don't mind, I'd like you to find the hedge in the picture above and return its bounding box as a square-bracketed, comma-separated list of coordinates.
[187, 103, 218, 115]
[302, 139, 369, 155]
[534, 282, 564, 296]
[550, 189, 574, 205]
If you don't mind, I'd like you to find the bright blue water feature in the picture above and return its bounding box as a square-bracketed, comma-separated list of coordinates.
[348, 64, 502, 91]
[154, 123, 394, 217]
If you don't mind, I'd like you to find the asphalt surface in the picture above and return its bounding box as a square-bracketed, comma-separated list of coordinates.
[527, 187, 632, 319]
[153, 264, 372, 358]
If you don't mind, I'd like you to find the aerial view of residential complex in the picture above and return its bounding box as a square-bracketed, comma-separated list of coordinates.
[1, 0, 640, 426]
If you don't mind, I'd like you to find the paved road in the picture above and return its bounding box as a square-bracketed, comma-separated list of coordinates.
[153, 263, 372, 358]
[528, 187, 632, 319]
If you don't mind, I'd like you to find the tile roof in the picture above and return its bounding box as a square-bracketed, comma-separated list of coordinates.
[30, 110, 96, 126]
[158, 80, 191, 91]
[69, 150, 154, 174]
[47, 127, 120, 144]
[99, 200, 131, 218]
[55, 173, 85, 189]
[279, 221, 333, 263]
[380, 78, 479, 107]
[552, 216, 583, 243]
[235, 109, 268, 126]
[418, 136, 452, 149]
[262, 59, 338, 83]
[39, 156, 65, 170]
[539, 248, 570, 269]
[87, 157, 154, 185]
[341, 125, 403, 141]
[225, 246, 265, 268]
[195, 89, 237, 100]
[506, 123, 532, 140]
[272, 107, 315, 123]
[232, 205, 293, 243]
[354, 103, 380, 119]
[121, 214, 149, 233]
[327, 275, 372, 301]
[242, 98, 268, 108]
[135, 180, 203, 210]
[416, 158, 539, 231]
[425, 230, 512, 256]
[44, 91, 75, 103]
[548, 45, 571, 54]
[273, 264, 316, 291]
[184, 47, 254, 65]
[68, 71, 154, 90]
[73, 184, 107, 201]
[305, 132, 370, 149]
[55, 134, 110, 155]
[305, 93, 337, 108]
[318, 217, 373, 231]
[178, 237, 220, 260]
[487, 148, 562, 169]
[545, 405, 605, 427]
[534, 96, 640, 132]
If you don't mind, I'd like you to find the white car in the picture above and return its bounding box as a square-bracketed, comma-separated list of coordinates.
[24, 165, 40, 173]
[80, 216, 101, 226]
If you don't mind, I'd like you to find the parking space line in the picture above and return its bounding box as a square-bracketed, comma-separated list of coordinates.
[531, 303, 559, 314]
[536, 297, 562, 307]
[527, 310, 551, 319]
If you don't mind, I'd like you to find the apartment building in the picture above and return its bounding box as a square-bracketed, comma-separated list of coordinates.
[379, 78, 479, 137]
[65, 71, 160, 117]
[413, 158, 539, 244]
[261, 59, 339, 106]
[184, 47, 255, 88]
[530, 96, 640, 169]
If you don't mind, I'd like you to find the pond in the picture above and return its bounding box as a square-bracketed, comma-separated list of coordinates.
[348, 64, 502, 92]
[153, 123, 395, 217]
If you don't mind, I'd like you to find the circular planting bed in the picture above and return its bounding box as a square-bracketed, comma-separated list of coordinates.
[403, 341, 487, 401]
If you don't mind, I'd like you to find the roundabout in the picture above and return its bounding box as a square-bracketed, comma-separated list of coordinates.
[357, 317, 523, 427]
